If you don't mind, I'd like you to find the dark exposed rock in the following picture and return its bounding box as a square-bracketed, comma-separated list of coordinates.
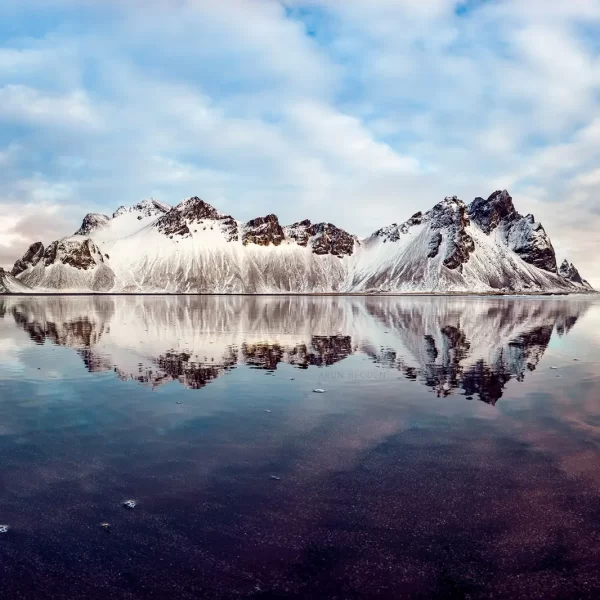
[12, 242, 45, 276]
[468, 190, 558, 273]
[43, 239, 105, 271]
[427, 231, 443, 258]
[559, 259, 592, 288]
[429, 197, 475, 270]
[154, 197, 239, 241]
[374, 212, 423, 242]
[285, 220, 355, 256]
[309, 223, 355, 257]
[286, 219, 312, 246]
[74, 213, 110, 236]
[468, 190, 517, 234]
[505, 216, 557, 273]
[243, 214, 284, 246]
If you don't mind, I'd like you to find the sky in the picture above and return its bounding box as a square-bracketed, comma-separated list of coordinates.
[0, 0, 599, 286]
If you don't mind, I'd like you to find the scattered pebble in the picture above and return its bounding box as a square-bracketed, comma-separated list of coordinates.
[0, 525, 9, 534]
[573, 358, 579, 361]
[550, 367, 558, 370]
[176, 401, 181, 404]
[122, 499, 137, 509]
[313, 388, 326, 393]
[101, 523, 111, 532]
[264, 409, 271, 413]
[269, 475, 281, 481]
[290, 378, 295, 380]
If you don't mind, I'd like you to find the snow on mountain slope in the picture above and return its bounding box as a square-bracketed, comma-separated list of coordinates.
[9, 191, 595, 293]
[0, 268, 33, 293]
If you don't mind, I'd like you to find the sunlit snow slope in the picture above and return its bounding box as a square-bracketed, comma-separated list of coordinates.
[8, 191, 595, 294]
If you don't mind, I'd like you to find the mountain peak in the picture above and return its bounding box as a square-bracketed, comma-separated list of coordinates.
[284, 220, 355, 257]
[559, 259, 592, 288]
[154, 196, 238, 241]
[468, 189, 517, 234]
[243, 214, 284, 247]
[75, 213, 111, 236]
[467, 190, 557, 273]
[175, 196, 220, 217]
[12, 241, 45, 276]
[113, 198, 170, 219]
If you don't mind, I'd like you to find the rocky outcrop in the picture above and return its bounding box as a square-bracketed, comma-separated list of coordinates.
[42, 238, 106, 270]
[154, 197, 239, 241]
[468, 190, 557, 273]
[468, 190, 517, 234]
[430, 197, 475, 270]
[285, 220, 355, 256]
[242, 214, 284, 246]
[12, 241, 45, 276]
[427, 231, 443, 258]
[559, 259, 592, 289]
[373, 212, 423, 242]
[74, 213, 110, 236]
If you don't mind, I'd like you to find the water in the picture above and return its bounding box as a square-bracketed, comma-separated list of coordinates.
[1, 294, 600, 599]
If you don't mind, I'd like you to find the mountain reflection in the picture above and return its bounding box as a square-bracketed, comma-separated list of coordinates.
[1, 295, 591, 404]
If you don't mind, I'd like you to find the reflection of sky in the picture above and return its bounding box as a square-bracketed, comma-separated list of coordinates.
[1, 295, 600, 597]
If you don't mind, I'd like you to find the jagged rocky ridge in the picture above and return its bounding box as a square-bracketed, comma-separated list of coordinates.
[2, 294, 591, 404]
[6, 190, 594, 293]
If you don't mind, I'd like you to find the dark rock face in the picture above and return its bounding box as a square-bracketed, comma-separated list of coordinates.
[74, 213, 110, 236]
[154, 197, 239, 241]
[468, 190, 517, 234]
[429, 198, 475, 270]
[12, 242, 45, 276]
[505, 216, 557, 273]
[308, 223, 355, 256]
[286, 220, 355, 257]
[559, 259, 591, 288]
[374, 212, 423, 242]
[468, 190, 558, 274]
[243, 214, 284, 247]
[427, 232, 442, 258]
[286, 219, 312, 246]
[43, 239, 104, 270]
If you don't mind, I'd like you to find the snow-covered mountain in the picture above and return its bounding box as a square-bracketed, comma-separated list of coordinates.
[0, 268, 32, 294]
[6, 191, 594, 294]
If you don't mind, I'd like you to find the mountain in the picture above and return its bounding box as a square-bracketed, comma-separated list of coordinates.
[2, 294, 591, 404]
[6, 190, 594, 294]
[0, 267, 33, 294]
[559, 259, 592, 288]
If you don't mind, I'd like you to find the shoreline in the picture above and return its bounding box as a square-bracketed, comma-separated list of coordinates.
[1, 290, 597, 298]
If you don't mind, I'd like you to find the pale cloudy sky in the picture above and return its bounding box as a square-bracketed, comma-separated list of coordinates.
[0, 0, 599, 285]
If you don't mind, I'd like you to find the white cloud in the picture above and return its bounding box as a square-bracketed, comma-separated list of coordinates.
[0, 85, 102, 130]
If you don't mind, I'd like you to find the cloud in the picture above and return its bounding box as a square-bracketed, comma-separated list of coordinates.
[0, 85, 102, 130]
[0, 0, 599, 286]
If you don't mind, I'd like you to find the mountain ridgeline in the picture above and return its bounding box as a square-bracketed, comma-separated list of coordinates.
[5, 191, 594, 294]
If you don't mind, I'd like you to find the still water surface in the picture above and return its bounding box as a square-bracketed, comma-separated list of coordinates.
[1, 295, 600, 599]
